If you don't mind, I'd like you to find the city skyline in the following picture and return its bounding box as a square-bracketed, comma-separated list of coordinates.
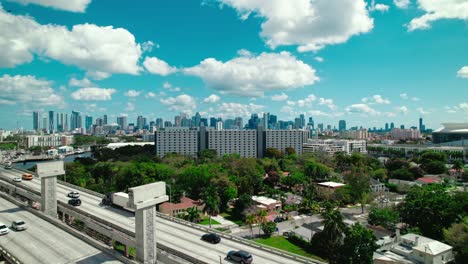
[1, 1, 468, 130]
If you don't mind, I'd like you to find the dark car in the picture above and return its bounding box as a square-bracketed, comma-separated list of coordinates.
[68, 198, 81, 206]
[274, 217, 284, 223]
[67, 191, 80, 199]
[226, 250, 253, 264]
[201, 233, 221, 244]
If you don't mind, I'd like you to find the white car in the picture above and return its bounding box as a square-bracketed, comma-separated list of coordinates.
[11, 220, 26, 231]
[13, 177, 22, 183]
[0, 223, 9, 235]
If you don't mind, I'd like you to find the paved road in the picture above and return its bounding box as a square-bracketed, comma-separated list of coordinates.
[0, 167, 308, 264]
[0, 197, 121, 264]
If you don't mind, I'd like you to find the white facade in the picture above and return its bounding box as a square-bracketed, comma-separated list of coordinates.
[155, 128, 199, 158]
[303, 139, 367, 155]
[340, 129, 369, 140]
[208, 130, 257, 157]
[390, 128, 421, 140]
[265, 130, 309, 155]
[26, 135, 73, 149]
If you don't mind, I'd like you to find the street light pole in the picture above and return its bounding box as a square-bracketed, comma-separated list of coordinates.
[167, 184, 172, 216]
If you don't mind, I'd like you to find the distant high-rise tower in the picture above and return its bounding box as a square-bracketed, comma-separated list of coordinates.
[137, 115, 144, 130]
[419, 118, 424, 132]
[85, 116, 93, 131]
[390, 122, 395, 130]
[117, 116, 127, 131]
[338, 120, 346, 131]
[42, 117, 47, 132]
[48, 110, 54, 133]
[33, 111, 40, 131]
[385, 123, 389, 131]
[103, 114, 108, 125]
[71, 111, 81, 130]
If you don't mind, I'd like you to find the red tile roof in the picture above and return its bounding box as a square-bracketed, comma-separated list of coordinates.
[159, 197, 202, 211]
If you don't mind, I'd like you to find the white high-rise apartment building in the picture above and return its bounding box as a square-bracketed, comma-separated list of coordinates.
[265, 130, 309, 155]
[155, 128, 199, 158]
[208, 130, 257, 157]
[390, 128, 421, 140]
[303, 139, 367, 155]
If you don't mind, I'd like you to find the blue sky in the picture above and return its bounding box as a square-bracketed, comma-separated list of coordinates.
[0, 0, 467, 130]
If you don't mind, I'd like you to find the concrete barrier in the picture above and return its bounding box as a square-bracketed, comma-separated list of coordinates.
[155, 212, 326, 264]
[0, 246, 21, 264]
[57, 180, 105, 198]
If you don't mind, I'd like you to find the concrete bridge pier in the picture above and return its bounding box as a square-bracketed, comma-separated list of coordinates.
[37, 161, 65, 218]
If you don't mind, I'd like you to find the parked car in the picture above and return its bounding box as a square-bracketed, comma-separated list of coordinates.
[11, 220, 26, 231]
[4, 161, 12, 169]
[226, 250, 253, 264]
[22, 173, 33, 180]
[13, 177, 22, 183]
[274, 217, 284, 223]
[68, 198, 81, 206]
[201, 233, 221, 244]
[67, 191, 80, 199]
[0, 223, 9, 235]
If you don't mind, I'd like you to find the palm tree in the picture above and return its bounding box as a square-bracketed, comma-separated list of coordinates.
[203, 186, 220, 228]
[257, 210, 267, 236]
[245, 213, 257, 239]
[452, 160, 464, 173]
[186, 207, 200, 223]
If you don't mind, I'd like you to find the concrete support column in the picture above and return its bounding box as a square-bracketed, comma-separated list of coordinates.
[41, 174, 57, 218]
[135, 206, 157, 263]
[124, 245, 130, 258]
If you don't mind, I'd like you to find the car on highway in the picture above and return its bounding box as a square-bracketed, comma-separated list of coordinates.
[12, 177, 22, 183]
[22, 173, 33, 180]
[11, 220, 26, 231]
[4, 161, 13, 169]
[68, 198, 82, 206]
[201, 233, 221, 244]
[226, 250, 253, 264]
[67, 191, 80, 199]
[0, 223, 9, 235]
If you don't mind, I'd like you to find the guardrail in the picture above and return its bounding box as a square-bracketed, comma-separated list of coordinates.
[158, 243, 208, 264]
[155, 212, 326, 264]
[57, 180, 105, 198]
[0, 246, 21, 264]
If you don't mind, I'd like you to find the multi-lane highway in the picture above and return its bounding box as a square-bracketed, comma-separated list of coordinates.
[0, 197, 122, 264]
[0, 167, 308, 264]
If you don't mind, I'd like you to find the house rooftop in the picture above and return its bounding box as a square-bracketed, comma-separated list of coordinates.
[401, 233, 452, 256]
[252, 196, 279, 206]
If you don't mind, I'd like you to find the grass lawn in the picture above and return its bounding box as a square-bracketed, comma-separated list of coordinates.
[199, 217, 221, 225]
[220, 212, 244, 226]
[254, 236, 327, 262]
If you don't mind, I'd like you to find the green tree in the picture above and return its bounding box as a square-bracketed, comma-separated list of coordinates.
[304, 161, 330, 181]
[338, 223, 378, 264]
[210, 176, 237, 213]
[265, 147, 283, 159]
[311, 204, 347, 262]
[443, 218, 468, 263]
[257, 210, 267, 236]
[261, 221, 277, 237]
[245, 213, 257, 239]
[360, 192, 372, 214]
[344, 171, 370, 203]
[186, 207, 200, 223]
[452, 160, 464, 175]
[232, 194, 253, 219]
[368, 207, 399, 230]
[399, 184, 460, 240]
[202, 186, 220, 228]
[285, 147, 296, 156]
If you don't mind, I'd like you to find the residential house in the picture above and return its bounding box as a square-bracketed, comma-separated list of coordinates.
[315, 181, 345, 199]
[374, 232, 454, 264]
[159, 196, 204, 216]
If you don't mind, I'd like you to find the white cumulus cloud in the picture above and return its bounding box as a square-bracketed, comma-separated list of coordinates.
[393, 0, 410, 9]
[143, 57, 177, 76]
[346, 103, 380, 115]
[160, 94, 197, 114]
[400, 93, 409, 100]
[219, 0, 374, 52]
[369, 1, 390, 13]
[71, 87, 116, 101]
[124, 90, 141, 97]
[416, 107, 430, 115]
[203, 94, 221, 103]
[457, 66, 468, 78]
[0, 7, 143, 77]
[216, 102, 264, 119]
[184, 51, 318, 97]
[0, 74, 65, 107]
[297, 94, 317, 108]
[362, 94, 391, 104]
[407, 0, 468, 31]
[398, 106, 408, 114]
[271, 92, 288, 101]
[318, 97, 337, 110]
[6, 0, 91, 12]
[69, 77, 93, 87]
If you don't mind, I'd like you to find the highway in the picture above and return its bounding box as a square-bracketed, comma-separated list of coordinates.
[0, 167, 306, 264]
[0, 197, 122, 264]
